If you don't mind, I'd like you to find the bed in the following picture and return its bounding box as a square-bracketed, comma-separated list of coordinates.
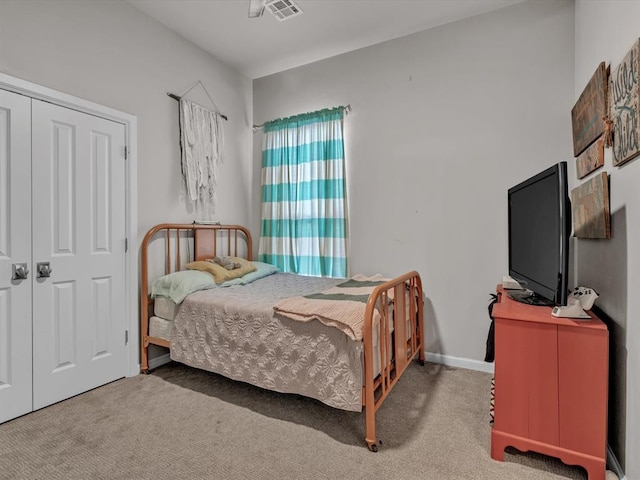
[140, 223, 425, 451]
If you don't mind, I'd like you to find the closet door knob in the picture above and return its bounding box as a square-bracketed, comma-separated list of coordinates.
[12, 263, 29, 280]
[36, 262, 52, 278]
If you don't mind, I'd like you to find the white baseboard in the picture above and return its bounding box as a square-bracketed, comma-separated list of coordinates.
[146, 352, 493, 374]
[607, 444, 626, 479]
[425, 352, 495, 374]
[148, 353, 172, 370]
[147, 352, 492, 375]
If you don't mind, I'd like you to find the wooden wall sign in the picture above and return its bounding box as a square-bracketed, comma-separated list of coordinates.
[571, 172, 610, 239]
[571, 62, 608, 157]
[576, 136, 604, 179]
[610, 38, 640, 166]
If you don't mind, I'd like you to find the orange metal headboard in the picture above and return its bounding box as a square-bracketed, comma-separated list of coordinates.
[140, 223, 253, 370]
[193, 226, 253, 261]
[140, 222, 253, 298]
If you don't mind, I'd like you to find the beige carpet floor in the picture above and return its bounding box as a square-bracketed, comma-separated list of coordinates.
[0, 361, 618, 480]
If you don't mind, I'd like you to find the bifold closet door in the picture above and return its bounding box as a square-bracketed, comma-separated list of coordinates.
[0, 90, 33, 424]
[31, 100, 127, 409]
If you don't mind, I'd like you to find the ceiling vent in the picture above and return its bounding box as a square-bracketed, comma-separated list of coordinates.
[266, 0, 303, 21]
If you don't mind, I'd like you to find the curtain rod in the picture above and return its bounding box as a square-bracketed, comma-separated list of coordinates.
[252, 104, 351, 131]
[167, 93, 228, 121]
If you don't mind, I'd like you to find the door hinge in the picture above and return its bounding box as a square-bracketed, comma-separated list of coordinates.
[124, 146, 128, 160]
[125, 330, 129, 345]
[125, 238, 128, 252]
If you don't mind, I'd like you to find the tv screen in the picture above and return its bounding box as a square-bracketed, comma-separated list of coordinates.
[508, 161, 571, 306]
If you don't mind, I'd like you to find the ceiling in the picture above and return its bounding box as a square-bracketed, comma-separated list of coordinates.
[129, 0, 525, 79]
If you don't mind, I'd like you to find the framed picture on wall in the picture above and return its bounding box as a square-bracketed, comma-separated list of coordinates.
[571, 62, 608, 157]
[576, 136, 604, 179]
[610, 38, 640, 166]
[571, 172, 611, 239]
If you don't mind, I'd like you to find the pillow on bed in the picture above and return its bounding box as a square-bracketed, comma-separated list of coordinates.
[150, 270, 217, 304]
[220, 261, 281, 286]
[187, 257, 257, 284]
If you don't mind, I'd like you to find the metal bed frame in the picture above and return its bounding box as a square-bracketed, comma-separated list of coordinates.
[140, 223, 425, 451]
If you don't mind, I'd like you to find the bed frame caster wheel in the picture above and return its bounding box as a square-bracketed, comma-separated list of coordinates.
[418, 359, 425, 366]
[366, 440, 381, 452]
[142, 369, 150, 375]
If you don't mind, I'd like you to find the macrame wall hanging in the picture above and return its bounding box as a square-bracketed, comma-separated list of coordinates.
[169, 81, 227, 219]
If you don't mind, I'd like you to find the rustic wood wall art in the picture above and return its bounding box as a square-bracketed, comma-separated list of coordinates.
[610, 38, 640, 166]
[571, 172, 610, 239]
[571, 62, 608, 157]
[576, 136, 604, 179]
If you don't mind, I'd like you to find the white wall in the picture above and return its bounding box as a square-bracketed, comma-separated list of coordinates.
[0, 0, 254, 242]
[574, 1, 640, 477]
[254, 0, 575, 365]
[0, 0, 254, 364]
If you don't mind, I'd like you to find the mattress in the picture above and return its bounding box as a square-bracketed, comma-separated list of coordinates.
[168, 272, 413, 412]
[171, 273, 366, 411]
[154, 296, 178, 321]
[149, 316, 173, 341]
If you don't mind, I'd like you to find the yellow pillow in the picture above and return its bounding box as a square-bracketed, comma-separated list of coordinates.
[186, 257, 257, 284]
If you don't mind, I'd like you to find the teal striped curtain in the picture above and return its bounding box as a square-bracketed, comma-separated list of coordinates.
[258, 107, 348, 277]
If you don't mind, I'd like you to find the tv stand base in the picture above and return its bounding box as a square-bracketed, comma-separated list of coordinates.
[491, 430, 606, 480]
[490, 287, 608, 480]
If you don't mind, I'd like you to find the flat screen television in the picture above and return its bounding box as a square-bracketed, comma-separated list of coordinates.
[507, 161, 571, 306]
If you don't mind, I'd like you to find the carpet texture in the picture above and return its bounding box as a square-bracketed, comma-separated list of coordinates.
[0, 362, 618, 480]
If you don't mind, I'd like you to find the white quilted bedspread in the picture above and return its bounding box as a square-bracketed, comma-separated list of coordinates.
[170, 273, 365, 411]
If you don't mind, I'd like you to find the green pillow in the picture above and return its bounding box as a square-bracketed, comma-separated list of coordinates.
[221, 261, 281, 286]
[151, 270, 217, 304]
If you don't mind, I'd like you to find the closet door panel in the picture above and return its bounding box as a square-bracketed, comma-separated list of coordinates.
[50, 121, 76, 255]
[31, 100, 127, 410]
[0, 90, 32, 423]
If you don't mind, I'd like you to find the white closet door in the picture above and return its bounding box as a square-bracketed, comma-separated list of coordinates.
[31, 100, 127, 409]
[0, 90, 32, 423]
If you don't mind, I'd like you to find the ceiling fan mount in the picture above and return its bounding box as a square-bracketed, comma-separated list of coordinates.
[248, 0, 304, 21]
